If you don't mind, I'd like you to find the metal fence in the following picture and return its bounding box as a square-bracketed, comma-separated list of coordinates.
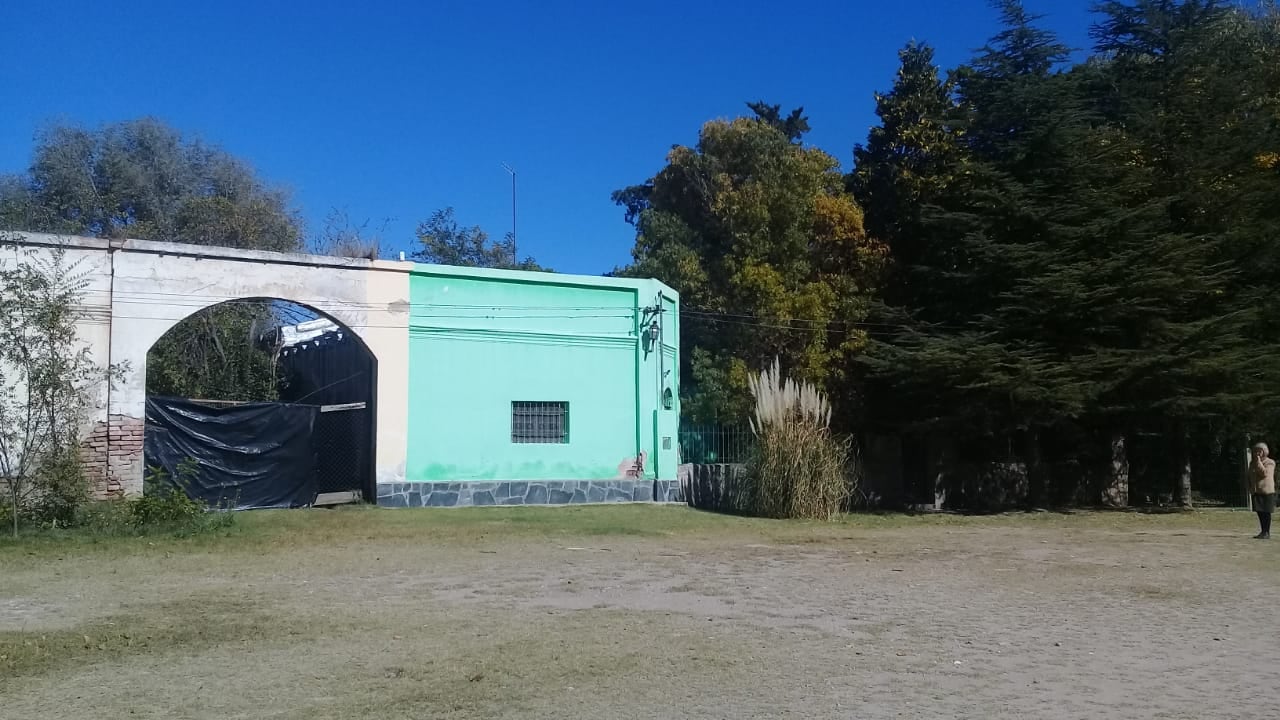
[678, 424, 755, 465]
[675, 420, 1267, 510]
[313, 403, 371, 496]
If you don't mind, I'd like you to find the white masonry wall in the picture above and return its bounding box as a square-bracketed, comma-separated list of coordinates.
[5, 232, 412, 497]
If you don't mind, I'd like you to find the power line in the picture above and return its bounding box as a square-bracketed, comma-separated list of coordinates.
[681, 309, 965, 333]
[90, 291, 923, 329]
[82, 287, 639, 312]
[102, 314, 638, 330]
[69, 286, 962, 334]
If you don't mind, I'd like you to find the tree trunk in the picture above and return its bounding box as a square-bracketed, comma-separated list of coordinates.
[1025, 429, 1047, 509]
[928, 433, 953, 510]
[1103, 433, 1129, 508]
[1172, 425, 1193, 508]
[1176, 458, 1193, 508]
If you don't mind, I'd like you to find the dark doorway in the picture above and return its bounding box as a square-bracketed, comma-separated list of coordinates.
[144, 299, 377, 508]
[270, 318, 376, 500]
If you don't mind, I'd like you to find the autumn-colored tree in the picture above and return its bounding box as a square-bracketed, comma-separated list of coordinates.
[615, 107, 885, 424]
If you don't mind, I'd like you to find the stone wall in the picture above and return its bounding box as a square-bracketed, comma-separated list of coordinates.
[377, 479, 680, 507]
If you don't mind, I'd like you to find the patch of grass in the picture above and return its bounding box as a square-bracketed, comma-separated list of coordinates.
[284, 609, 752, 720]
[0, 594, 346, 680]
[233, 504, 763, 547]
[0, 504, 243, 554]
[0, 503, 1258, 564]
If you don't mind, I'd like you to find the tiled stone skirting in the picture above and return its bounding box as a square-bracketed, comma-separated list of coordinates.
[654, 479, 684, 503]
[376, 479, 684, 507]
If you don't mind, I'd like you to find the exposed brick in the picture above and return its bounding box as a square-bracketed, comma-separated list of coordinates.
[77, 414, 145, 498]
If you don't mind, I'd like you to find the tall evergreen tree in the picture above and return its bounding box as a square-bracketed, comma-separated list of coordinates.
[858, 2, 1084, 446]
[1083, 0, 1280, 501]
[850, 42, 961, 314]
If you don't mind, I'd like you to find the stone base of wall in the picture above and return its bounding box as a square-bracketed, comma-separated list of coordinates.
[654, 479, 684, 503]
[376, 479, 684, 508]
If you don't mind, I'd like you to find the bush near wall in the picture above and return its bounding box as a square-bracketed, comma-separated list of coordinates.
[743, 359, 858, 520]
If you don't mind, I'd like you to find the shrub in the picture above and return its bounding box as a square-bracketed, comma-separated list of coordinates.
[130, 458, 234, 536]
[57, 458, 234, 537]
[1, 452, 235, 539]
[745, 359, 857, 520]
[135, 460, 205, 526]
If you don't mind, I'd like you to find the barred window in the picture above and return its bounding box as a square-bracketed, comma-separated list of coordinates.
[511, 401, 569, 444]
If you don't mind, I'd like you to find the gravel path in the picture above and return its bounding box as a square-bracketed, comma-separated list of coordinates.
[2, 510, 1275, 719]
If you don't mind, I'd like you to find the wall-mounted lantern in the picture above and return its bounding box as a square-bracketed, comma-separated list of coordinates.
[643, 319, 660, 353]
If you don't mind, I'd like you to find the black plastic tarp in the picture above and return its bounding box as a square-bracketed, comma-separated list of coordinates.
[144, 397, 319, 510]
[277, 331, 373, 406]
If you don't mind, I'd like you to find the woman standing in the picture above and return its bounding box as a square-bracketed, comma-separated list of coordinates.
[1250, 442, 1276, 539]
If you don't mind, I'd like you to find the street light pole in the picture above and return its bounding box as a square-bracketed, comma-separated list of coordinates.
[501, 163, 517, 266]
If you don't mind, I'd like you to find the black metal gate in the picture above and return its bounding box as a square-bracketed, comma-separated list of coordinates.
[314, 402, 372, 497]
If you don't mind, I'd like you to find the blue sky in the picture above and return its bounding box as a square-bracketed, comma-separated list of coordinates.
[1, 0, 1093, 275]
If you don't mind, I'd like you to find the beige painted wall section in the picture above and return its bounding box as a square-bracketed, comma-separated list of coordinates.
[362, 261, 411, 485]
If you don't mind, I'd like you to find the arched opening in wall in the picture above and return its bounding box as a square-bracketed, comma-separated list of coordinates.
[144, 297, 377, 509]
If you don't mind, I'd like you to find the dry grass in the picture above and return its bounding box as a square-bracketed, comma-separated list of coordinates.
[2, 506, 1277, 719]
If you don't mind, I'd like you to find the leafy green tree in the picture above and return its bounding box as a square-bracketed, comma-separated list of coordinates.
[0, 117, 301, 249]
[0, 117, 304, 401]
[616, 108, 885, 424]
[413, 207, 549, 271]
[144, 302, 283, 402]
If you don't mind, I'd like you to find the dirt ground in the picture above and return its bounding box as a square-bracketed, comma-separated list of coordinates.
[2, 506, 1277, 719]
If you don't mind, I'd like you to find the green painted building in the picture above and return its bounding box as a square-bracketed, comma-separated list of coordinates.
[378, 263, 680, 506]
